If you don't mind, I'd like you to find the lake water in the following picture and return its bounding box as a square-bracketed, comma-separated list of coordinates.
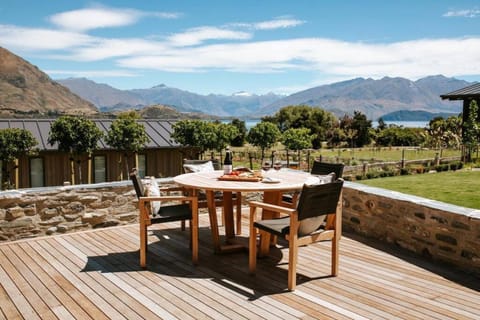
[240, 120, 429, 130]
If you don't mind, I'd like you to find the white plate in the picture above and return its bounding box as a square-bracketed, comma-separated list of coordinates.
[262, 177, 281, 183]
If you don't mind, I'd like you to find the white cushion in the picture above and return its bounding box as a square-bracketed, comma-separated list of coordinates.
[183, 161, 215, 173]
[305, 172, 335, 185]
[146, 177, 161, 216]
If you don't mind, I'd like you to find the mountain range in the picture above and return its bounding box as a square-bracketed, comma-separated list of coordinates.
[59, 75, 468, 120]
[0, 46, 471, 120]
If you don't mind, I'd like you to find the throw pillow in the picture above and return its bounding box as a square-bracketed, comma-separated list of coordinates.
[146, 177, 161, 216]
[183, 161, 215, 173]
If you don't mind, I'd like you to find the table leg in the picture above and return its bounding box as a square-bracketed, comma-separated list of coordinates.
[223, 191, 234, 239]
[206, 190, 221, 253]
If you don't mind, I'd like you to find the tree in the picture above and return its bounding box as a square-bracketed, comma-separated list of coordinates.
[0, 128, 37, 189]
[351, 111, 372, 147]
[282, 128, 313, 151]
[463, 99, 480, 162]
[105, 112, 150, 179]
[172, 120, 215, 158]
[268, 105, 337, 148]
[282, 127, 314, 164]
[247, 121, 280, 161]
[212, 123, 239, 160]
[48, 115, 103, 184]
[230, 118, 247, 147]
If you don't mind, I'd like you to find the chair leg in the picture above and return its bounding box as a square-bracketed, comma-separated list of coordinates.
[331, 230, 340, 276]
[139, 219, 147, 268]
[249, 206, 257, 274]
[181, 220, 186, 231]
[287, 236, 298, 291]
[235, 192, 242, 235]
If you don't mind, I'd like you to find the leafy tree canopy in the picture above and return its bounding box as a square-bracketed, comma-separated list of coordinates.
[48, 115, 103, 155]
[0, 128, 37, 162]
[247, 121, 280, 159]
[105, 111, 149, 153]
[281, 127, 313, 151]
[266, 105, 336, 148]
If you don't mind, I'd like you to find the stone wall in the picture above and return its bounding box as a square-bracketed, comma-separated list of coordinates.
[0, 180, 174, 241]
[343, 182, 480, 277]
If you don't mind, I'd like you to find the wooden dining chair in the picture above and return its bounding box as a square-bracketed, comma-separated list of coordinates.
[282, 161, 344, 206]
[249, 179, 344, 291]
[130, 169, 198, 268]
[182, 159, 243, 235]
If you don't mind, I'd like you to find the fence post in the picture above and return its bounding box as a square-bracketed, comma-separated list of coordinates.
[401, 149, 405, 169]
[434, 152, 440, 166]
[363, 162, 368, 177]
[248, 152, 254, 170]
[307, 149, 311, 172]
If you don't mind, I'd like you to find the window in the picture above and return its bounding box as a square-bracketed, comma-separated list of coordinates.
[30, 158, 44, 188]
[138, 154, 146, 178]
[93, 155, 106, 183]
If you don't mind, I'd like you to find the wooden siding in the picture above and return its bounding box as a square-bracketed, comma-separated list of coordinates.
[8, 148, 185, 189]
[0, 209, 478, 319]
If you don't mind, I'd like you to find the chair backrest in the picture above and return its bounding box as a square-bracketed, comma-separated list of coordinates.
[129, 169, 145, 198]
[296, 180, 344, 236]
[311, 161, 344, 179]
[183, 159, 221, 172]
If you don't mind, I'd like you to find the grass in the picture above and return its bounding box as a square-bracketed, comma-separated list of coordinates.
[357, 169, 480, 209]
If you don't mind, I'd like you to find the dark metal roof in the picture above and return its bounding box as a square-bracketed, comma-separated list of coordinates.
[0, 119, 180, 151]
[440, 83, 480, 100]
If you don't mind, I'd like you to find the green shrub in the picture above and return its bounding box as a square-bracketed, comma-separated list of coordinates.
[366, 171, 379, 179]
[400, 168, 410, 175]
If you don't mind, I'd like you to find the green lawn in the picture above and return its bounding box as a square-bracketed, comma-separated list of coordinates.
[357, 170, 480, 209]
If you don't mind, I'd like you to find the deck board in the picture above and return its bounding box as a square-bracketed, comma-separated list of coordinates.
[0, 209, 479, 320]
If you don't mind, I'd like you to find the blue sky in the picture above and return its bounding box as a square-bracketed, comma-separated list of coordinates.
[1, 0, 480, 95]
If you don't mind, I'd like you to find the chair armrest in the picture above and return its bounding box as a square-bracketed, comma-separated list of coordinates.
[248, 201, 296, 215]
[159, 186, 184, 193]
[139, 195, 197, 204]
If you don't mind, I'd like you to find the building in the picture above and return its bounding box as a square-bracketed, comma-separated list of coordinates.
[0, 119, 191, 189]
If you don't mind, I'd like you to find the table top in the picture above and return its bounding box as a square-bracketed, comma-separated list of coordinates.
[173, 169, 314, 192]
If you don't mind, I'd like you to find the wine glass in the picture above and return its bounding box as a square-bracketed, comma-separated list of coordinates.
[273, 161, 282, 171]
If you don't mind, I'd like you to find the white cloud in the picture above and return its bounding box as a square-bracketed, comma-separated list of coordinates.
[443, 9, 480, 18]
[0, 24, 95, 50]
[49, 6, 180, 32]
[167, 26, 251, 47]
[46, 69, 138, 78]
[253, 19, 305, 30]
[116, 37, 480, 80]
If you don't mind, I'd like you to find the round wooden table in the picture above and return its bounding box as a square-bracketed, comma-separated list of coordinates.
[174, 169, 313, 253]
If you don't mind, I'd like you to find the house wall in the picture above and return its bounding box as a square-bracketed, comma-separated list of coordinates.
[7, 148, 185, 189]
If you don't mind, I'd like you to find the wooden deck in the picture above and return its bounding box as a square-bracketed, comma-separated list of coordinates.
[1, 210, 479, 320]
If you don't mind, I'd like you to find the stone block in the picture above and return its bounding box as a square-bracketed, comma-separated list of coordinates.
[38, 216, 65, 226]
[60, 202, 85, 215]
[79, 195, 100, 203]
[89, 200, 112, 209]
[81, 210, 108, 226]
[5, 206, 25, 221]
[23, 205, 37, 216]
[40, 208, 59, 219]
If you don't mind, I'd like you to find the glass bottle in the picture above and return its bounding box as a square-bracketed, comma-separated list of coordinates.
[223, 147, 233, 174]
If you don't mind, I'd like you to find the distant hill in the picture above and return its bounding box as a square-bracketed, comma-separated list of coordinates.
[258, 75, 469, 120]
[0, 47, 98, 117]
[380, 110, 459, 121]
[58, 79, 285, 117]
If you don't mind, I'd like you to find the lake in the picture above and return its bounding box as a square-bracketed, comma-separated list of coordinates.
[239, 120, 429, 130]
